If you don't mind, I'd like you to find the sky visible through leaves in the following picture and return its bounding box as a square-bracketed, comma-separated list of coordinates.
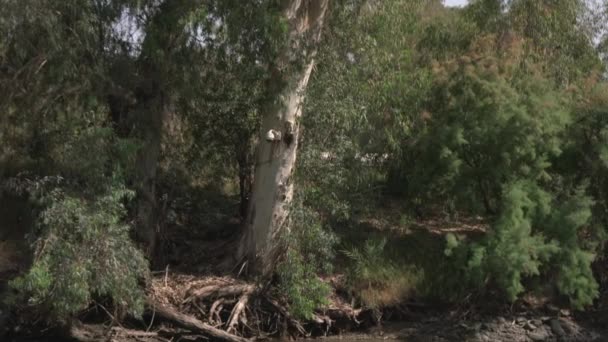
[445, 0, 469, 6]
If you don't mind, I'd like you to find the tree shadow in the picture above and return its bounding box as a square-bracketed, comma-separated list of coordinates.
[152, 168, 243, 275]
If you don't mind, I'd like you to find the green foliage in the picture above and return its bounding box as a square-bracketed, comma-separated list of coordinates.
[1, 105, 146, 322]
[545, 187, 599, 309]
[558, 80, 608, 237]
[1, 0, 608, 325]
[507, 0, 602, 84]
[343, 237, 422, 309]
[302, 0, 434, 213]
[459, 181, 560, 301]
[0, 0, 149, 318]
[289, 205, 339, 275]
[417, 6, 479, 62]
[445, 181, 599, 307]
[410, 36, 571, 213]
[276, 250, 331, 320]
[344, 238, 390, 285]
[305, 0, 607, 311]
[276, 203, 337, 319]
[8, 180, 148, 321]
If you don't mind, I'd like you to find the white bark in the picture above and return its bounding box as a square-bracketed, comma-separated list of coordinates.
[237, 0, 330, 275]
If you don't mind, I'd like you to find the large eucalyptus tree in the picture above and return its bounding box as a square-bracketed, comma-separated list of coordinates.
[236, 0, 331, 275]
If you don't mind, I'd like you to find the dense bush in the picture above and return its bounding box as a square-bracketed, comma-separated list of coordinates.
[407, 36, 571, 214]
[2, 112, 148, 322]
[303, 0, 608, 311]
[7, 179, 148, 321]
[1, 0, 607, 327]
[276, 202, 338, 319]
[343, 237, 422, 309]
[445, 181, 598, 308]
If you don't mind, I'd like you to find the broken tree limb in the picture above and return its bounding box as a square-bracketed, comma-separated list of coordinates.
[325, 307, 364, 325]
[209, 299, 225, 324]
[111, 327, 159, 336]
[146, 299, 250, 342]
[265, 296, 307, 336]
[227, 286, 255, 334]
[185, 284, 254, 302]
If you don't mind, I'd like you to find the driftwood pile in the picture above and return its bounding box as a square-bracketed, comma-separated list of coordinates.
[146, 274, 366, 342]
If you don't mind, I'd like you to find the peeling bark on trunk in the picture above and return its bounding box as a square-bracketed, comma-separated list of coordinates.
[237, 0, 330, 276]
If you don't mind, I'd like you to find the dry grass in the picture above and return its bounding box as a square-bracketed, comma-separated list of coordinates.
[356, 269, 422, 309]
[359, 214, 488, 236]
[356, 199, 489, 238]
[414, 215, 488, 236]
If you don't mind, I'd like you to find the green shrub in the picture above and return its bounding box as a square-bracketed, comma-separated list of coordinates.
[276, 203, 337, 320]
[276, 250, 331, 320]
[0, 101, 148, 320]
[343, 238, 422, 309]
[7, 177, 148, 322]
[544, 187, 599, 309]
[464, 181, 560, 301]
[409, 36, 571, 213]
[444, 181, 599, 308]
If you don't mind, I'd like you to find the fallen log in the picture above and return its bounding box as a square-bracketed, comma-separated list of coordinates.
[147, 300, 251, 342]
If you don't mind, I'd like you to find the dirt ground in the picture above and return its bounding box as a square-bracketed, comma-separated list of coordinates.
[4, 312, 605, 342]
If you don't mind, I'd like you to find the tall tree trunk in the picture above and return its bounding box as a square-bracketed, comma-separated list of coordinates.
[134, 93, 169, 260]
[131, 0, 196, 260]
[237, 0, 330, 276]
[235, 138, 254, 220]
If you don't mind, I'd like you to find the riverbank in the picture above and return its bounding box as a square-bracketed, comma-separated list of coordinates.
[3, 210, 607, 342]
[4, 270, 606, 342]
[3, 240, 608, 341]
[4, 311, 606, 342]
